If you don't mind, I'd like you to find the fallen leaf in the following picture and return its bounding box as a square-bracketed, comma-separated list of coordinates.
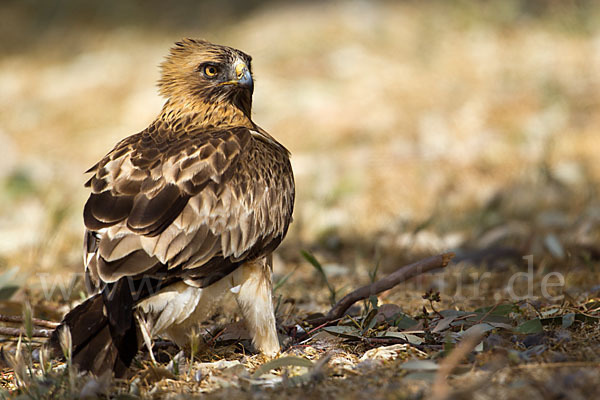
[323, 325, 361, 339]
[378, 331, 424, 345]
[360, 344, 410, 361]
[432, 316, 456, 333]
[252, 356, 314, 379]
[516, 319, 543, 334]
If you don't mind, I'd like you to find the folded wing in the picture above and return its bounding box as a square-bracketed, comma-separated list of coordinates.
[83, 124, 293, 293]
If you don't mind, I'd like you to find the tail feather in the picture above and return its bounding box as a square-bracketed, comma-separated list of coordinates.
[48, 285, 140, 377]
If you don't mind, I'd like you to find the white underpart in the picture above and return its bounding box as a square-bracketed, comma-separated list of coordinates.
[135, 259, 280, 356]
[137, 282, 204, 334]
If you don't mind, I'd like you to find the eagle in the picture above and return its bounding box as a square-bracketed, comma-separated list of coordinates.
[49, 39, 295, 377]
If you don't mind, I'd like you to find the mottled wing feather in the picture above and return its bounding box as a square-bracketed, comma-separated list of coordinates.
[83, 124, 293, 293]
[83, 192, 134, 230]
[181, 132, 295, 287]
[127, 183, 189, 236]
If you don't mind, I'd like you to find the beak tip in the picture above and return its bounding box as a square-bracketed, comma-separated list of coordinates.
[238, 69, 253, 90]
[230, 60, 253, 92]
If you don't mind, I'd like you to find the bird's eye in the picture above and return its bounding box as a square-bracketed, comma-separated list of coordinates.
[202, 64, 219, 78]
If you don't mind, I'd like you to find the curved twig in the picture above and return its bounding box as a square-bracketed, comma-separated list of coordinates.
[307, 252, 454, 326]
[0, 315, 59, 329]
[0, 326, 52, 338]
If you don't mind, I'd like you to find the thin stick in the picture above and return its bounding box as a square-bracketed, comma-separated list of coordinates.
[0, 326, 52, 338]
[0, 315, 59, 329]
[359, 336, 429, 352]
[307, 252, 454, 326]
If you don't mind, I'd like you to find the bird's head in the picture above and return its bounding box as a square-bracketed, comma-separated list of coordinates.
[158, 39, 254, 120]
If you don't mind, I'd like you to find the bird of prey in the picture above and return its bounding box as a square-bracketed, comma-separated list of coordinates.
[49, 39, 295, 377]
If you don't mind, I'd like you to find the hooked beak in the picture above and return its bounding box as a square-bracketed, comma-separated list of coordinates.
[219, 60, 253, 93]
[235, 61, 252, 88]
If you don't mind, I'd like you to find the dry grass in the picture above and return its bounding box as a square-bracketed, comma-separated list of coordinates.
[1, 0, 599, 398]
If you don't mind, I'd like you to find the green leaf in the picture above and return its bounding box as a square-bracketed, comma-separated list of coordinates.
[252, 356, 314, 379]
[393, 313, 419, 330]
[474, 304, 518, 316]
[515, 318, 543, 334]
[323, 326, 362, 339]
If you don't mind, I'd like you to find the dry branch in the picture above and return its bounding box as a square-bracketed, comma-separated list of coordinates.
[307, 252, 454, 326]
[0, 326, 52, 338]
[0, 314, 59, 329]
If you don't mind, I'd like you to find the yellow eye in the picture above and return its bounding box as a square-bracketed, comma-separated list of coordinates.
[203, 65, 218, 77]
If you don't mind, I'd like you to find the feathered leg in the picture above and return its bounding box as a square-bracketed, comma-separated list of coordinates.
[232, 257, 280, 356]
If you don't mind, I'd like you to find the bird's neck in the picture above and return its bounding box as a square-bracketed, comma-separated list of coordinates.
[158, 97, 254, 130]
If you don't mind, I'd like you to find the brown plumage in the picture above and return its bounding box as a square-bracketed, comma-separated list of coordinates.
[49, 39, 295, 377]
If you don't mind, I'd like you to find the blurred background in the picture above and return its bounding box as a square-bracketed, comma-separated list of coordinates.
[0, 0, 599, 309]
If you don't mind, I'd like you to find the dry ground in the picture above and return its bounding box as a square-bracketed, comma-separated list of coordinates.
[0, 1, 599, 398]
